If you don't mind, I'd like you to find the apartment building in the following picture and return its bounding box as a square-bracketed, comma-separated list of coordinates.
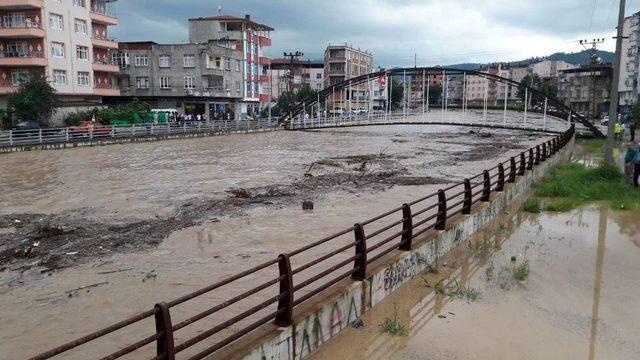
[188, 14, 272, 117]
[619, 11, 640, 112]
[268, 58, 323, 101]
[408, 71, 443, 103]
[114, 41, 244, 120]
[558, 64, 612, 119]
[529, 59, 577, 80]
[465, 65, 517, 104]
[324, 44, 373, 112]
[0, 0, 119, 124]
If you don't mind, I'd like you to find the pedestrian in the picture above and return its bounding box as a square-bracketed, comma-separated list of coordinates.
[615, 122, 622, 141]
[631, 121, 636, 142]
[634, 143, 640, 187]
[625, 142, 637, 184]
[196, 113, 202, 122]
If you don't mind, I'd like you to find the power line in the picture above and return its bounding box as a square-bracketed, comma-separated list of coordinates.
[588, 0, 599, 33]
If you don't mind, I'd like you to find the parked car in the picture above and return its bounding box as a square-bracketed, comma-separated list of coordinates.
[68, 121, 111, 138]
[600, 115, 609, 126]
[11, 120, 62, 138]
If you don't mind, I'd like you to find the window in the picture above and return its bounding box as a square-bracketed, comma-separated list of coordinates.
[316, 73, 322, 79]
[184, 76, 195, 89]
[206, 75, 223, 89]
[136, 76, 149, 89]
[134, 54, 148, 67]
[7, 41, 27, 55]
[235, 59, 241, 71]
[73, 0, 85, 7]
[183, 54, 195, 68]
[51, 42, 65, 58]
[49, 13, 63, 30]
[235, 81, 241, 92]
[224, 57, 230, 70]
[11, 69, 29, 85]
[77, 71, 90, 86]
[74, 19, 87, 34]
[52, 70, 66, 85]
[76, 45, 88, 60]
[215, 57, 221, 68]
[159, 54, 171, 68]
[159, 76, 171, 89]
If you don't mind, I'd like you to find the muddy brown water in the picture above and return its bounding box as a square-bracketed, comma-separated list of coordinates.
[0, 124, 551, 359]
[311, 203, 640, 360]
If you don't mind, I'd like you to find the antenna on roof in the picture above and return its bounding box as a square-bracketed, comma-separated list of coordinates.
[218, 0, 223, 14]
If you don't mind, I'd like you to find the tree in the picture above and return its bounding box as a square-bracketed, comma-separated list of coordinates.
[270, 84, 318, 116]
[630, 96, 640, 127]
[516, 74, 557, 106]
[389, 79, 404, 110]
[7, 75, 60, 126]
[425, 84, 443, 105]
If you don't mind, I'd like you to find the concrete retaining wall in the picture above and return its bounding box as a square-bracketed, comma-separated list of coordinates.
[223, 136, 574, 360]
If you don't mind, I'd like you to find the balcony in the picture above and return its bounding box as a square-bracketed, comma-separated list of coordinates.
[0, 50, 45, 66]
[0, 79, 18, 94]
[92, 35, 118, 49]
[0, 0, 43, 9]
[258, 36, 271, 47]
[90, 2, 118, 25]
[0, 20, 45, 38]
[258, 56, 270, 65]
[259, 93, 271, 102]
[94, 83, 119, 96]
[258, 74, 270, 82]
[93, 59, 119, 72]
[327, 57, 346, 63]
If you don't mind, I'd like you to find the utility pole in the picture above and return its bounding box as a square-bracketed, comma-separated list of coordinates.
[580, 38, 605, 123]
[606, 0, 626, 165]
[283, 51, 304, 93]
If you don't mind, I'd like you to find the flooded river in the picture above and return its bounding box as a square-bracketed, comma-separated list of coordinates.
[0, 124, 551, 358]
[311, 202, 640, 359]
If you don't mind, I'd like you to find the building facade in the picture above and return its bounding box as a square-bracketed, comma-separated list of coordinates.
[268, 58, 323, 101]
[188, 14, 272, 116]
[558, 65, 612, 119]
[619, 11, 640, 112]
[324, 44, 373, 112]
[529, 59, 577, 80]
[0, 0, 119, 124]
[114, 41, 244, 120]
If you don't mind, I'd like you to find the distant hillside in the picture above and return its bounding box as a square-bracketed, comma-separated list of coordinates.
[442, 49, 615, 69]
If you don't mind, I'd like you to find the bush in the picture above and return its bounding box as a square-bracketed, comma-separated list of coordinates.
[64, 111, 86, 126]
[522, 198, 542, 213]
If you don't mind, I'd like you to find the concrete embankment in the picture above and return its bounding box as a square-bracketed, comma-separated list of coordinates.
[222, 135, 574, 360]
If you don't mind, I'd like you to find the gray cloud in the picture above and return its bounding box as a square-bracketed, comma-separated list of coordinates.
[112, 0, 640, 67]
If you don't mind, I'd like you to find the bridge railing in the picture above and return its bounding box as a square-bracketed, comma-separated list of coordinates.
[29, 126, 575, 360]
[0, 118, 279, 148]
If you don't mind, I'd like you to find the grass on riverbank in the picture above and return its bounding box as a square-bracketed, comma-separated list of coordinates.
[523, 162, 640, 212]
[579, 139, 605, 155]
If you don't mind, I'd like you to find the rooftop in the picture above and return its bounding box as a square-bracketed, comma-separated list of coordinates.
[188, 14, 274, 31]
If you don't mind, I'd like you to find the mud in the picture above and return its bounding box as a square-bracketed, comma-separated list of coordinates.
[0, 127, 525, 274]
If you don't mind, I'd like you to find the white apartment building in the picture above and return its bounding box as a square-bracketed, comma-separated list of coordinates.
[529, 59, 577, 79]
[0, 0, 119, 123]
[619, 11, 640, 112]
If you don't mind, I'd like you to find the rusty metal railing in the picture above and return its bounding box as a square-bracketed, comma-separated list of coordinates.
[29, 126, 575, 360]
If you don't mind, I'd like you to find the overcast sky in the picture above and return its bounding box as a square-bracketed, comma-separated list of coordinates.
[112, 0, 640, 67]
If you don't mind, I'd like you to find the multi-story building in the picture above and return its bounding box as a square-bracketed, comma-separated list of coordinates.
[188, 14, 272, 117]
[114, 41, 244, 120]
[558, 64, 612, 119]
[324, 44, 373, 112]
[408, 72, 442, 103]
[619, 11, 640, 112]
[0, 0, 119, 124]
[465, 64, 519, 104]
[529, 59, 577, 80]
[268, 58, 323, 101]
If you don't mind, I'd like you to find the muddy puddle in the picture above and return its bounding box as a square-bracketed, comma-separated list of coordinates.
[0, 124, 550, 358]
[311, 202, 640, 360]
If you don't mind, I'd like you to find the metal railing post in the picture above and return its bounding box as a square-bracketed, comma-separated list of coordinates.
[9, 130, 13, 146]
[352, 224, 367, 280]
[435, 190, 447, 230]
[534, 145, 540, 165]
[132, 125, 136, 136]
[110, 126, 115, 138]
[541, 143, 547, 162]
[39, 128, 42, 143]
[65, 128, 69, 142]
[519, 152, 526, 175]
[481, 170, 491, 202]
[528, 148, 534, 170]
[154, 302, 175, 360]
[509, 157, 516, 183]
[183, 122, 187, 133]
[89, 128, 93, 141]
[399, 204, 413, 250]
[462, 179, 472, 214]
[275, 254, 293, 327]
[496, 163, 505, 191]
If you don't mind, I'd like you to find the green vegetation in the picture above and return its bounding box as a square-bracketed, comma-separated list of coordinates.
[513, 261, 530, 281]
[516, 73, 557, 106]
[580, 139, 605, 155]
[522, 198, 542, 213]
[7, 75, 60, 126]
[524, 163, 640, 212]
[380, 304, 408, 336]
[64, 99, 152, 126]
[269, 84, 318, 117]
[448, 281, 481, 302]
